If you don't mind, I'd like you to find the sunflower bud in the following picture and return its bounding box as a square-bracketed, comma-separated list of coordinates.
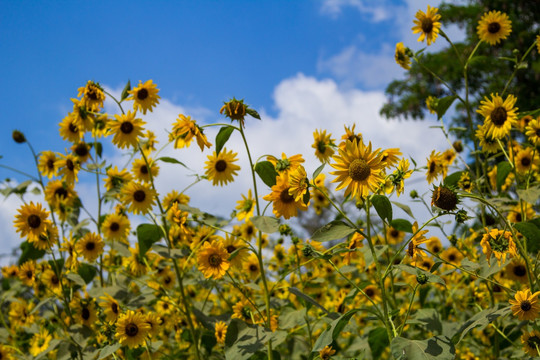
[452, 140, 463, 153]
[12, 130, 26, 144]
[431, 185, 458, 211]
[410, 190, 418, 199]
[416, 273, 428, 285]
[302, 244, 314, 258]
[455, 209, 469, 224]
[279, 224, 293, 236]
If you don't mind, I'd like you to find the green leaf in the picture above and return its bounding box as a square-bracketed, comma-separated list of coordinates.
[251, 216, 280, 234]
[224, 320, 286, 360]
[443, 171, 464, 187]
[18, 241, 46, 265]
[98, 343, 121, 359]
[313, 309, 359, 351]
[215, 126, 235, 156]
[412, 309, 443, 334]
[435, 95, 457, 120]
[66, 273, 86, 287]
[368, 327, 390, 359]
[94, 142, 103, 158]
[390, 219, 413, 233]
[371, 195, 393, 223]
[391, 201, 415, 219]
[312, 163, 325, 180]
[311, 221, 356, 242]
[279, 308, 307, 329]
[451, 306, 511, 344]
[391, 336, 455, 360]
[246, 108, 261, 120]
[514, 221, 540, 254]
[393, 264, 445, 286]
[496, 161, 512, 191]
[137, 224, 163, 256]
[78, 263, 97, 284]
[157, 156, 188, 168]
[121, 80, 131, 101]
[289, 287, 329, 315]
[255, 161, 278, 188]
[517, 185, 540, 204]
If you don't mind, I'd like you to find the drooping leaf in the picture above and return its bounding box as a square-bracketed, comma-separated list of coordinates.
[312, 163, 325, 180]
[514, 221, 540, 254]
[390, 219, 413, 233]
[372, 194, 393, 223]
[120, 80, 131, 101]
[215, 126, 235, 156]
[451, 306, 511, 344]
[246, 108, 261, 120]
[157, 156, 188, 168]
[311, 221, 356, 242]
[251, 216, 280, 234]
[368, 327, 390, 359]
[517, 185, 540, 204]
[137, 224, 163, 256]
[254, 161, 278, 188]
[313, 309, 359, 351]
[391, 336, 455, 360]
[435, 95, 458, 120]
[392, 201, 415, 219]
[496, 161, 512, 191]
[289, 287, 329, 314]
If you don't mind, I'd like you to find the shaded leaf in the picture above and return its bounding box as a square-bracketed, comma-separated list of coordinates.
[251, 216, 280, 234]
[255, 161, 278, 188]
[313, 309, 359, 351]
[289, 287, 329, 314]
[517, 185, 540, 204]
[215, 126, 235, 156]
[312, 163, 325, 180]
[18, 241, 46, 265]
[496, 161, 512, 191]
[391, 336, 455, 360]
[120, 80, 131, 101]
[443, 171, 464, 187]
[452, 306, 511, 344]
[246, 108, 261, 120]
[368, 327, 390, 359]
[78, 263, 97, 284]
[372, 195, 393, 223]
[311, 221, 356, 242]
[435, 95, 457, 120]
[390, 219, 413, 233]
[137, 224, 163, 256]
[157, 156, 187, 168]
[514, 221, 540, 254]
[392, 201, 415, 219]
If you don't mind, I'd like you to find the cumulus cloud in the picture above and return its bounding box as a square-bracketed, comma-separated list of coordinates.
[320, 0, 393, 22]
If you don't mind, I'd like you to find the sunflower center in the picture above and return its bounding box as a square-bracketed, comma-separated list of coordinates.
[86, 241, 95, 251]
[47, 159, 55, 170]
[75, 144, 88, 157]
[317, 141, 327, 154]
[246, 226, 254, 235]
[433, 245, 440, 253]
[112, 303, 118, 314]
[249, 264, 258, 272]
[390, 229, 399, 238]
[55, 187, 68, 199]
[408, 241, 415, 257]
[226, 245, 236, 253]
[429, 161, 436, 173]
[365, 288, 375, 297]
[491, 106, 507, 126]
[66, 159, 74, 171]
[51, 274, 59, 285]
[27, 214, 42, 229]
[140, 165, 148, 174]
[110, 222, 120, 232]
[120, 121, 134, 134]
[215, 160, 227, 172]
[527, 335, 540, 348]
[489, 234, 509, 253]
[26, 270, 33, 279]
[126, 323, 139, 337]
[349, 159, 371, 182]
[515, 213, 522, 222]
[69, 123, 79, 133]
[448, 254, 456, 262]
[137, 88, 149, 100]
[133, 190, 146, 202]
[488, 22, 501, 34]
[164, 276, 171, 284]
[82, 308, 90, 320]
[87, 88, 99, 101]
[521, 156, 531, 167]
[521, 301, 532, 312]
[209, 254, 222, 267]
[421, 18, 433, 33]
[279, 189, 295, 203]
[514, 265, 526, 277]
[536, 129, 540, 137]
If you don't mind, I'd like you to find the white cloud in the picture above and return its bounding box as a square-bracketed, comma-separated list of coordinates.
[320, 0, 392, 22]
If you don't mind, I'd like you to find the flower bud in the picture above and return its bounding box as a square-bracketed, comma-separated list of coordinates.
[12, 130, 26, 144]
[416, 273, 428, 285]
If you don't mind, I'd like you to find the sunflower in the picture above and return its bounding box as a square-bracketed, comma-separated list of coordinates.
[406, 222, 430, 265]
[267, 152, 305, 174]
[55, 152, 80, 185]
[144, 312, 161, 337]
[312, 129, 335, 163]
[116, 310, 151, 348]
[477, 93, 518, 139]
[44, 180, 77, 209]
[29, 329, 53, 357]
[363, 284, 382, 303]
[101, 213, 130, 243]
[99, 294, 120, 323]
[390, 159, 412, 197]
[426, 237, 442, 254]
[38, 150, 59, 178]
[59, 113, 84, 142]
[521, 330, 540, 357]
[243, 253, 261, 280]
[412, 5, 441, 46]
[71, 141, 92, 164]
[525, 118, 540, 146]
[131, 157, 159, 183]
[514, 147, 537, 174]
[425, 96, 438, 114]
[475, 124, 500, 153]
[104, 166, 133, 192]
[162, 190, 190, 210]
[235, 189, 255, 221]
[505, 259, 528, 283]
[92, 113, 110, 138]
[75, 232, 104, 262]
[507, 202, 536, 223]
[441, 247, 463, 266]
[205, 148, 240, 186]
[480, 228, 517, 266]
[288, 165, 309, 202]
[0, 345, 14, 360]
[319, 345, 336, 360]
[457, 172, 474, 193]
[128, 79, 160, 115]
[121, 182, 157, 214]
[395, 42, 411, 70]
[510, 289, 540, 321]
[169, 114, 212, 151]
[425, 150, 445, 184]
[109, 110, 146, 149]
[477, 10, 512, 45]
[223, 235, 248, 269]
[41, 268, 62, 295]
[197, 240, 230, 279]
[78, 80, 105, 112]
[70, 97, 94, 132]
[232, 299, 254, 323]
[18, 261, 37, 286]
[330, 139, 385, 199]
[339, 124, 363, 150]
[14, 202, 51, 242]
[342, 232, 365, 266]
[72, 298, 98, 327]
[386, 226, 405, 245]
[215, 321, 228, 345]
[263, 172, 308, 219]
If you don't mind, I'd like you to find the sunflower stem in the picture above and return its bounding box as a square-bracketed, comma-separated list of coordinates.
[398, 284, 419, 337]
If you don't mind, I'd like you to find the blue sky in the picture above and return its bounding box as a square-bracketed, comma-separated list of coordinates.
[1, 0, 458, 260]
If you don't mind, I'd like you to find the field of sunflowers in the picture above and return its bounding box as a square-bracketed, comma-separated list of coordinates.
[1, 5, 540, 360]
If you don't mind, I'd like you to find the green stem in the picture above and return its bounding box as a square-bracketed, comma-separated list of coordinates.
[398, 284, 419, 336]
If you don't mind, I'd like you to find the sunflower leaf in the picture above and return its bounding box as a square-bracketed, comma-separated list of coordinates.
[215, 126, 235, 156]
[137, 224, 164, 256]
[18, 240, 46, 265]
[391, 201, 415, 219]
[390, 219, 413, 233]
[246, 108, 261, 120]
[78, 264, 97, 284]
[312, 163, 325, 180]
[311, 221, 356, 242]
[288, 287, 329, 315]
[157, 156, 188, 168]
[371, 195, 393, 223]
[254, 161, 278, 188]
[514, 221, 540, 254]
[251, 216, 280, 234]
[369, 327, 390, 359]
[443, 171, 464, 187]
[451, 306, 511, 344]
[313, 309, 359, 352]
[496, 161, 512, 190]
[435, 95, 458, 120]
[120, 80, 131, 101]
[391, 336, 455, 360]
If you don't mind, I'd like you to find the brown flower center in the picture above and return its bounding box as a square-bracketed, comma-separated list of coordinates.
[110, 222, 120, 232]
[69, 122, 79, 133]
[75, 143, 88, 157]
[421, 18, 433, 34]
[27, 214, 42, 229]
[51, 274, 59, 285]
[137, 88, 149, 100]
[513, 265, 526, 277]
[521, 301, 532, 312]
[349, 159, 371, 181]
[215, 160, 227, 172]
[120, 121, 134, 134]
[126, 323, 139, 337]
[226, 245, 236, 253]
[280, 189, 295, 203]
[82, 308, 90, 320]
[140, 165, 148, 174]
[133, 190, 146, 202]
[112, 303, 118, 314]
[66, 159, 74, 171]
[86, 241, 95, 251]
[488, 22, 501, 34]
[209, 254, 222, 267]
[521, 156, 531, 167]
[491, 106, 507, 126]
[47, 159, 55, 170]
[55, 187, 68, 199]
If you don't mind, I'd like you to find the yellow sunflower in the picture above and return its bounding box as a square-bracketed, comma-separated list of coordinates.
[288, 165, 309, 202]
[169, 114, 212, 151]
[395, 42, 411, 70]
[131, 157, 159, 183]
[104, 165, 133, 191]
[197, 240, 230, 279]
[386, 226, 405, 245]
[319, 345, 337, 360]
[406, 221, 430, 265]
[267, 152, 305, 174]
[44, 180, 77, 209]
[505, 259, 528, 283]
[480, 228, 517, 266]
[475, 124, 500, 153]
[69, 97, 94, 132]
[514, 147, 537, 174]
[507, 202, 536, 223]
[121, 182, 157, 215]
[38, 150, 58, 178]
[18, 261, 37, 286]
[425, 150, 445, 184]
[477, 93, 518, 139]
[330, 139, 385, 199]
[232, 299, 255, 323]
[14, 202, 51, 242]
[509, 289, 540, 321]
[0, 345, 14, 360]
[477, 10, 512, 45]
[109, 110, 146, 149]
[55, 152, 80, 185]
[521, 330, 540, 357]
[243, 253, 261, 280]
[100, 293, 121, 323]
[263, 172, 308, 219]
[41, 268, 62, 295]
[412, 5, 441, 46]
[312, 129, 335, 163]
[70, 142, 92, 164]
[116, 310, 151, 348]
[204, 148, 240, 186]
[29, 329, 52, 357]
[75, 232, 104, 262]
[215, 321, 228, 345]
[457, 172, 474, 193]
[162, 190, 190, 210]
[525, 118, 540, 146]
[78, 80, 105, 112]
[235, 189, 255, 221]
[128, 79, 160, 115]
[101, 213, 131, 243]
